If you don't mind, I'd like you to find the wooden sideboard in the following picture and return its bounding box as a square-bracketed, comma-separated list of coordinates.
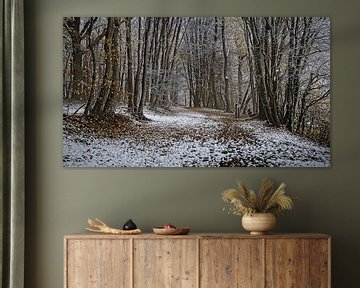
[64, 233, 330, 288]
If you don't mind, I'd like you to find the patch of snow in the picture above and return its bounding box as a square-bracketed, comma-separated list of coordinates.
[63, 103, 85, 116]
[63, 105, 330, 167]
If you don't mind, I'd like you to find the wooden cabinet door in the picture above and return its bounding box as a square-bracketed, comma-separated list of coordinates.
[265, 238, 329, 288]
[266, 239, 309, 288]
[200, 239, 264, 288]
[133, 239, 198, 288]
[65, 239, 131, 288]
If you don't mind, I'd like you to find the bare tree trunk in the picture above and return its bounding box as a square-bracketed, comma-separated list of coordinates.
[84, 17, 97, 115]
[104, 18, 121, 114]
[221, 17, 231, 112]
[137, 17, 152, 119]
[284, 17, 297, 131]
[236, 53, 246, 117]
[63, 52, 71, 99]
[92, 17, 115, 115]
[210, 17, 219, 109]
[84, 43, 97, 115]
[125, 17, 134, 113]
[133, 17, 142, 116]
[64, 17, 83, 99]
[150, 18, 165, 109]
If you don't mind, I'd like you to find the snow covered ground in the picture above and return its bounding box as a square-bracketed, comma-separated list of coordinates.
[63, 105, 330, 167]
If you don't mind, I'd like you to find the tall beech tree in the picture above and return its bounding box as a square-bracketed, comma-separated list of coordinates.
[221, 17, 232, 113]
[63, 17, 83, 99]
[91, 17, 115, 115]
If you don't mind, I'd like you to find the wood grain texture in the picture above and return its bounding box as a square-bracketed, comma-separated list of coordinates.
[265, 239, 310, 288]
[133, 239, 197, 288]
[200, 239, 264, 288]
[66, 239, 131, 288]
[64, 234, 330, 288]
[309, 239, 330, 288]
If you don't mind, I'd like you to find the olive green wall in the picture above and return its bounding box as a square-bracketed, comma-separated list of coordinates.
[24, 0, 360, 287]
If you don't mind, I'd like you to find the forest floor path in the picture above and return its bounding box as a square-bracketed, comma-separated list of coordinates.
[63, 105, 330, 167]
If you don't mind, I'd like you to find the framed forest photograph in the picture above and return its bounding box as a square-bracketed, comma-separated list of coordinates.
[62, 17, 330, 167]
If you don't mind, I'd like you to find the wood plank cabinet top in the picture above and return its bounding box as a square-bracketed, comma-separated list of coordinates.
[65, 232, 330, 240]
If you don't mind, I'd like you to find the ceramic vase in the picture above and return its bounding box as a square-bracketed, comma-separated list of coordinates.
[242, 213, 276, 235]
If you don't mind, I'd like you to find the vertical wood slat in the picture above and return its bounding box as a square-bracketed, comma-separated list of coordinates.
[309, 239, 330, 288]
[200, 238, 264, 288]
[66, 239, 131, 288]
[130, 238, 134, 288]
[196, 238, 200, 288]
[64, 238, 67, 288]
[262, 238, 266, 288]
[133, 239, 197, 288]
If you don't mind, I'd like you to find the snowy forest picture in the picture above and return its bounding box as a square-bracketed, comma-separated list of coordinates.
[63, 17, 330, 167]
